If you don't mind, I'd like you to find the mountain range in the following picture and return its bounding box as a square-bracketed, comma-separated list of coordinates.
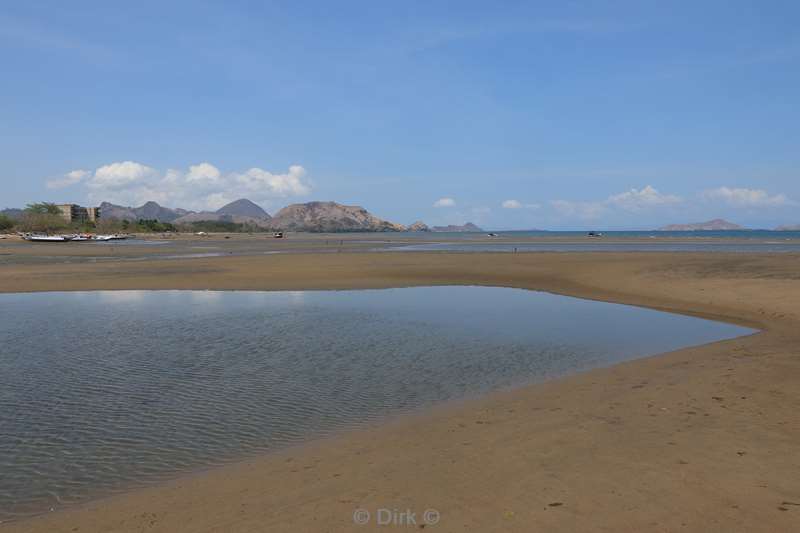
[7, 202, 798, 232]
[98, 201, 192, 223]
[171, 199, 273, 227]
[96, 199, 419, 232]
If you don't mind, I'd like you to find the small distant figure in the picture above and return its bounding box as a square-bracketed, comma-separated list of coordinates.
[487, 232, 498, 237]
[273, 232, 284, 238]
[587, 231, 603, 238]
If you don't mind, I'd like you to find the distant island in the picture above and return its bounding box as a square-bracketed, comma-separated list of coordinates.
[430, 222, 483, 232]
[657, 219, 744, 231]
[775, 224, 800, 231]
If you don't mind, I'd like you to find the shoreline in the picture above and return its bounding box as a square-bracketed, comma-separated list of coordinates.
[2, 251, 799, 531]
[0, 332, 769, 527]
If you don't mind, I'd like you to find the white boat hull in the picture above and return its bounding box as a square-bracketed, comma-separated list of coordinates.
[25, 236, 70, 242]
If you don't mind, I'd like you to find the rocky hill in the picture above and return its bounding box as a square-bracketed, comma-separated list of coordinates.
[407, 221, 430, 232]
[172, 199, 272, 227]
[269, 202, 405, 232]
[658, 219, 744, 231]
[775, 224, 800, 231]
[430, 222, 483, 232]
[215, 199, 270, 219]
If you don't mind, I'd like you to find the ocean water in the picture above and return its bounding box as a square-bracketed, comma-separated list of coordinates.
[388, 241, 800, 253]
[406, 230, 800, 240]
[382, 229, 800, 252]
[0, 288, 754, 521]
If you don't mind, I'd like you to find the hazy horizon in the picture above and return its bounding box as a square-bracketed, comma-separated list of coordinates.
[2, 1, 799, 230]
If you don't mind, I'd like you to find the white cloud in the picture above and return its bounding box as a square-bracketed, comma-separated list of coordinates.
[552, 184, 681, 220]
[46, 169, 88, 189]
[606, 185, 682, 211]
[502, 199, 540, 209]
[163, 168, 183, 184]
[433, 197, 456, 208]
[702, 187, 792, 207]
[233, 165, 310, 196]
[204, 192, 235, 210]
[185, 162, 221, 185]
[91, 161, 157, 190]
[52, 160, 312, 210]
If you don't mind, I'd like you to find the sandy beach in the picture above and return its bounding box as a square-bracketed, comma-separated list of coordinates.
[1, 239, 799, 532]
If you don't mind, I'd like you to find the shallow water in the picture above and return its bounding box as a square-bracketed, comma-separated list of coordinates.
[398, 230, 800, 240]
[388, 241, 800, 253]
[0, 287, 754, 520]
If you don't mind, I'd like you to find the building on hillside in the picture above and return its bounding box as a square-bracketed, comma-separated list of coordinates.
[55, 204, 101, 224]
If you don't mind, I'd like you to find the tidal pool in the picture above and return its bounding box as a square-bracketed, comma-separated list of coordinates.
[0, 287, 753, 520]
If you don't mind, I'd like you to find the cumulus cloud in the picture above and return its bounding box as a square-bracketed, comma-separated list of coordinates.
[433, 197, 456, 208]
[233, 165, 310, 196]
[91, 161, 157, 190]
[185, 162, 221, 185]
[606, 185, 682, 211]
[48, 160, 312, 210]
[46, 169, 89, 189]
[702, 187, 792, 207]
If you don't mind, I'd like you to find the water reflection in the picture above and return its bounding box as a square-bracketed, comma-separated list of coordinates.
[0, 287, 753, 520]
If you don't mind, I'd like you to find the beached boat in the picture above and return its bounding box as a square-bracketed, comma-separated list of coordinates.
[92, 235, 114, 241]
[24, 234, 71, 242]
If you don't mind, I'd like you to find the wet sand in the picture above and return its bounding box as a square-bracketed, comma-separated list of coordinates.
[1, 242, 799, 532]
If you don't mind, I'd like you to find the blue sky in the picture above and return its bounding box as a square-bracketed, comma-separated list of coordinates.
[1, 1, 799, 229]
